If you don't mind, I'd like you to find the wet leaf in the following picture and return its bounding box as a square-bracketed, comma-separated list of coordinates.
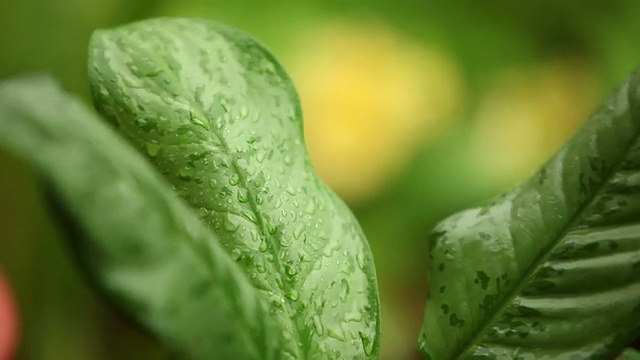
[419, 71, 640, 359]
[0, 76, 279, 359]
[89, 18, 380, 358]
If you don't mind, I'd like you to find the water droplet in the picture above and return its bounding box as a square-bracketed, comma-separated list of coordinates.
[284, 263, 298, 276]
[197, 207, 209, 218]
[339, 278, 350, 303]
[145, 142, 161, 157]
[221, 101, 230, 113]
[237, 189, 249, 203]
[312, 259, 323, 270]
[231, 248, 242, 260]
[285, 289, 299, 301]
[189, 112, 210, 130]
[327, 327, 346, 342]
[266, 61, 278, 74]
[293, 223, 305, 240]
[359, 331, 374, 356]
[239, 105, 249, 119]
[219, 189, 229, 198]
[323, 241, 339, 257]
[223, 215, 239, 232]
[229, 174, 240, 186]
[305, 201, 316, 215]
[356, 252, 366, 270]
[312, 315, 325, 336]
[145, 69, 163, 77]
[344, 311, 363, 323]
[136, 118, 151, 130]
[284, 155, 293, 165]
[273, 197, 283, 210]
[285, 185, 297, 195]
[279, 236, 293, 247]
[256, 151, 267, 163]
[271, 299, 284, 313]
[241, 209, 257, 223]
[258, 237, 268, 252]
[178, 166, 195, 181]
[256, 194, 264, 205]
[214, 117, 224, 130]
[275, 274, 285, 290]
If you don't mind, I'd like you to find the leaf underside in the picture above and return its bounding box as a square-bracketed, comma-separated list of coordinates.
[419, 71, 640, 359]
[0, 76, 278, 359]
[88, 18, 380, 359]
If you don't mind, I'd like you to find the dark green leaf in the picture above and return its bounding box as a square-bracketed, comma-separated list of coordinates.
[0, 76, 280, 359]
[419, 71, 640, 359]
[88, 18, 380, 358]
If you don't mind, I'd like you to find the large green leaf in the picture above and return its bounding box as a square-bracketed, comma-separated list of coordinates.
[0, 76, 280, 359]
[419, 72, 640, 359]
[88, 18, 380, 359]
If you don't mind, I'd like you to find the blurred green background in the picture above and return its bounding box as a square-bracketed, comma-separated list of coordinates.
[1, 1, 640, 359]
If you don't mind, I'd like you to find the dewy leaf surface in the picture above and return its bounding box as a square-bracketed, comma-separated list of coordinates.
[419, 72, 640, 359]
[89, 17, 380, 359]
[0, 76, 280, 360]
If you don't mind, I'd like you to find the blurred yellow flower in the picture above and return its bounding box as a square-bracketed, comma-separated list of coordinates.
[288, 19, 463, 204]
[472, 58, 599, 188]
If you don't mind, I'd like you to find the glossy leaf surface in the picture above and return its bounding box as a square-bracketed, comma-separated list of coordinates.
[89, 18, 380, 358]
[420, 72, 640, 359]
[0, 76, 279, 360]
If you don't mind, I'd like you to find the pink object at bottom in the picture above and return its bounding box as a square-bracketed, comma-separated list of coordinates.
[0, 270, 17, 360]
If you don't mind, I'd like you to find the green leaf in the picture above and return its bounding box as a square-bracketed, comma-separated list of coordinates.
[88, 17, 380, 358]
[621, 348, 640, 360]
[0, 76, 280, 359]
[419, 72, 640, 359]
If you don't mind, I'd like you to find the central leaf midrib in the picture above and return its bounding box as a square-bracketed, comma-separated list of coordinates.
[188, 103, 307, 356]
[454, 117, 640, 358]
[112, 33, 308, 354]
[169, 32, 308, 354]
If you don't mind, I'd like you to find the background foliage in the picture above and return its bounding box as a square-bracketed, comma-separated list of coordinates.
[1, 1, 640, 359]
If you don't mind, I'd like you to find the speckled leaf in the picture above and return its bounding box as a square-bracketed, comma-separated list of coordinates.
[89, 18, 380, 359]
[0, 76, 280, 359]
[419, 71, 640, 359]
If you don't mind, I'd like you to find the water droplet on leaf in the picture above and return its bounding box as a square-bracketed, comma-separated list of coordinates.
[237, 189, 249, 203]
[359, 331, 374, 356]
[223, 215, 239, 232]
[285, 289, 299, 301]
[178, 166, 195, 181]
[293, 223, 305, 240]
[312, 315, 325, 336]
[284, 263, 298, 276]
[145, 142, 161, 157]
[239, 105, 249, 119]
